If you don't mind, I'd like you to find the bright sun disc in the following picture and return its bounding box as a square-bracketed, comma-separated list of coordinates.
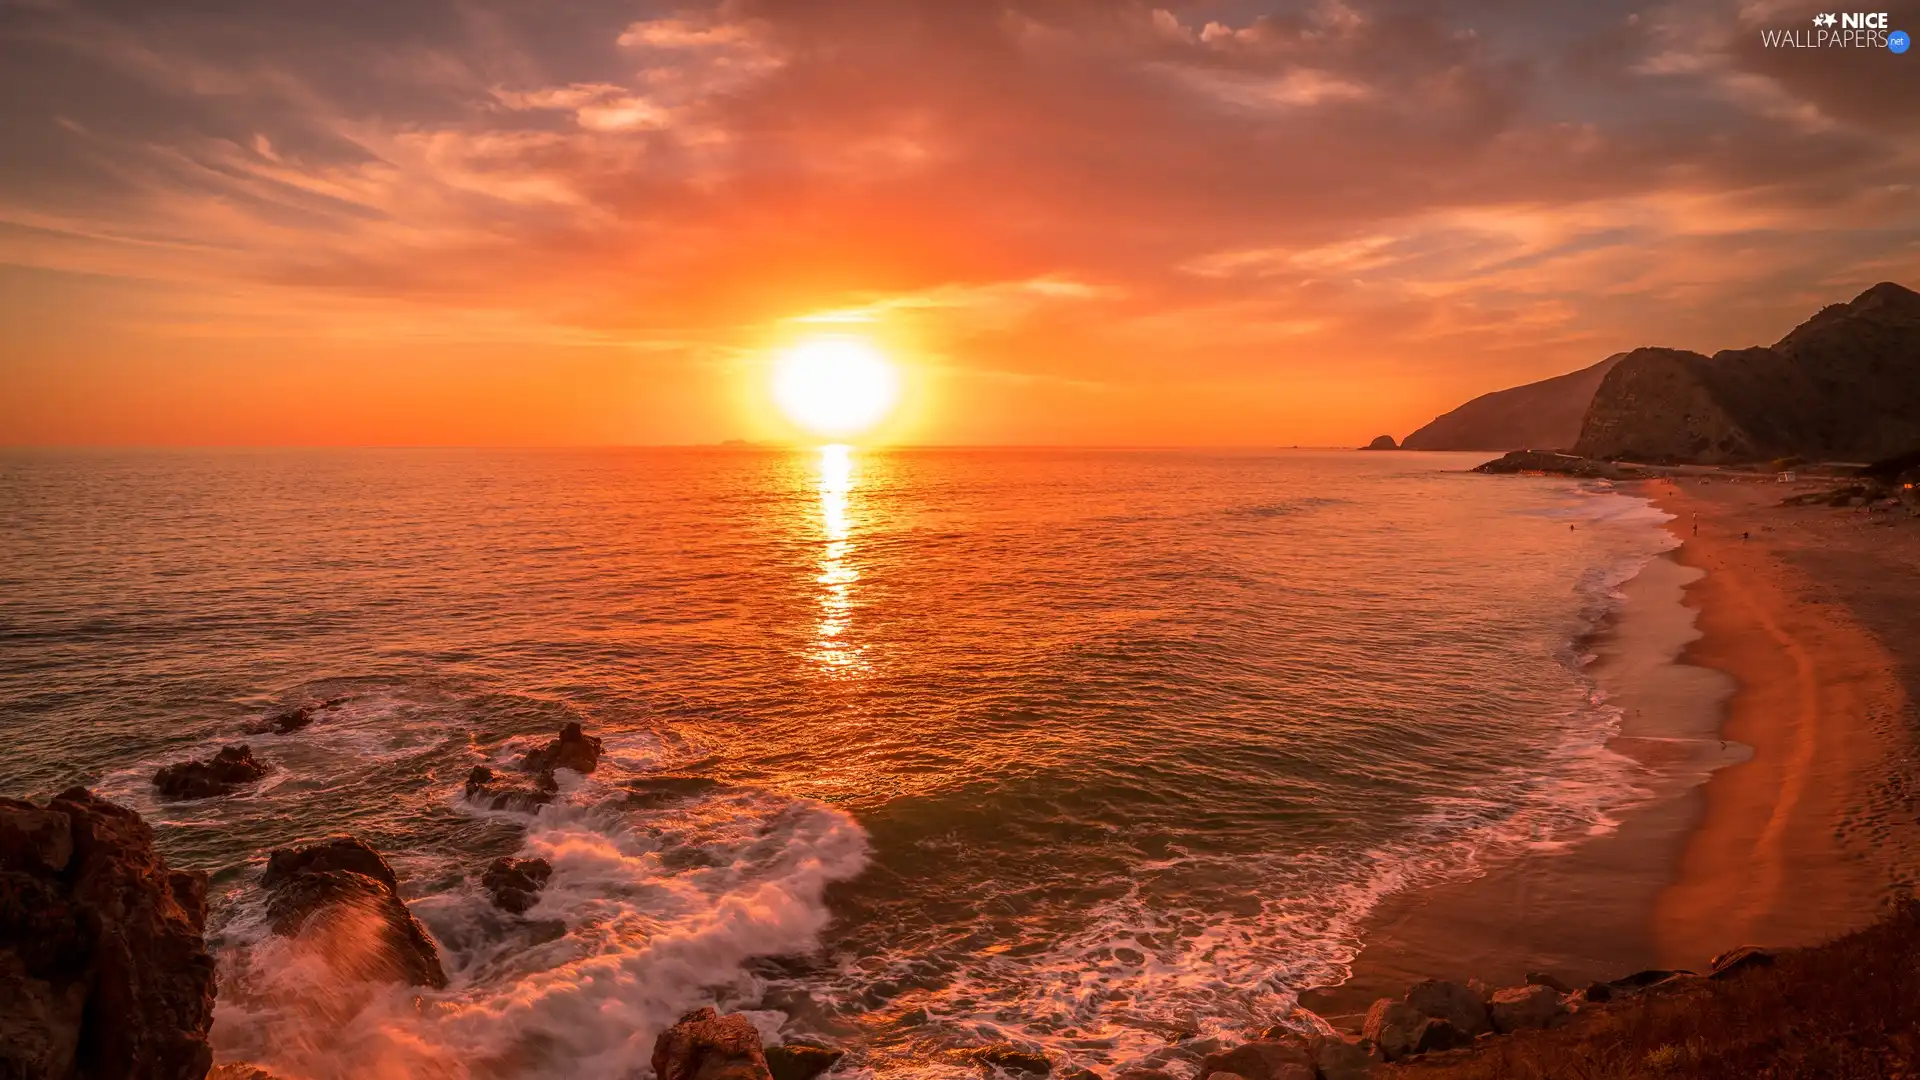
[772, 337, 900, 438]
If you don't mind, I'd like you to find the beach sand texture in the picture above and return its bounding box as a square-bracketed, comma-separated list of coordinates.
[1310, 472, 1920, 1021]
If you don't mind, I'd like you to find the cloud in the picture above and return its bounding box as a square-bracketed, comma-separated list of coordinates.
[2, 0, 1918, 443]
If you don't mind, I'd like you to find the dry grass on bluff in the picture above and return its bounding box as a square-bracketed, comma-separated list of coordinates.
[1386, 900, 1920, 1079]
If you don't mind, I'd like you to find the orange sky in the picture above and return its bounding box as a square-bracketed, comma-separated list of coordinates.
[2, 0, 1917, 446]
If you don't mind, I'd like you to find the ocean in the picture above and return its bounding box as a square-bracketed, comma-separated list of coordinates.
[0, 447, 1676, 1080]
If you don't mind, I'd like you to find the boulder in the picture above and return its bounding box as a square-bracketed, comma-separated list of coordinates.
[246, 696, 348, 735]
[1197, 1040, 1313, 1080]
[1524, 971, 1575, 994]
[1361, 998, 1425, 1062]
[522, 722, 604, 775]
[969, 1045, 1051, 1074]
[152, 744, 271, 800]
[653, 1008, 774, 1080]
[1708, 946, 1775, 980]
[1404, 978, 1492, 1037]
[1412, 1017, 1472, 1055]
[0, 788, 216, 1080]
[1581, 981, 1613, 1003]
[260, 835, 447, 988]
[465, 765, 559, 812]
[1307, 1035, 1378, 1080]
[481, 856, 553, 915]
[1489, 984, 1568, 1033]
[764, 1042, 844, 1080]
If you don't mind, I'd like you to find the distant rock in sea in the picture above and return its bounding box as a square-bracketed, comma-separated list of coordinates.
[1362, 435, 1399, 450]
[1402, 354, 1626, 452]
[522, 722, 604, 775]
[1575, 282, 1920, 464]
[481, 856, 553, 915]
[0, 788, 216, 1080]
[245, 695, 349, 736]
[259, 835, 448, 988]
[465, 764, 558, 812]
[153, 744, 270, 800]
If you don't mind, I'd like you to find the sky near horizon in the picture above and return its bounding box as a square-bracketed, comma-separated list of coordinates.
[2, 0, 1917, 447]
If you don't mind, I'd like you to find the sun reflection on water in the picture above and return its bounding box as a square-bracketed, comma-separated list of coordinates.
[814, 443, 863, 672]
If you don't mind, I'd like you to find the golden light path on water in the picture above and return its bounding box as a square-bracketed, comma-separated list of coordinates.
[814, 443, 863, 673]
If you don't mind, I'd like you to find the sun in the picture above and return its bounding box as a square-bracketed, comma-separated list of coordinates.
[771, 336, 901, 438]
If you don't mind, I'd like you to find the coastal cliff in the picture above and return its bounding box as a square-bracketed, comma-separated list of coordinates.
[1401, 354, 1624, 452]
[1574, 282, 1920, 464]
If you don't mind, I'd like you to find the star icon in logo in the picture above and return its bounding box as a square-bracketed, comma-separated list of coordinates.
[1812, 12, 1837, 26]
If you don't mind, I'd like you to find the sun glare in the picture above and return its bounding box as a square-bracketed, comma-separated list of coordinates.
[771, 337, 901, 438]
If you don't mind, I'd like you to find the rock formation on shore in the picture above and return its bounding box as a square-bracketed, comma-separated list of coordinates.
[1402, 354, 1626, 452]
[259, 835, 448, 988]
[1575, 282, 1920, 464]
[522, 722, 604, 775]
[1, 788, 217, 1080]
[153, 745, 270, 800]
[1362, 435, 1398, 450]
[1471, 450, 1636, 479]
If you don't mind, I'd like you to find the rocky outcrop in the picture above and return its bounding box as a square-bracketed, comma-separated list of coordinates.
[522, 722, 603, 775]
[480, 857, 552, 915]
[152, 745, 270, 801]
[1708, 945, 1774, 980]
[1405, 979, 1492, 1037]
[763, 1042, 844, 1080]
[1472, 450, 1635, 479]
[0, 788, 217, 1080]
[652, 1007, 774, 1080]
[1198, 1040, 1314, 1080]
[1362, 435, 1398, 451]
[1403, 354, 1626, 452]
[245, 696, 348, 736]
[1575, 282, 1920, 464]
[464, 765, 557, 812]
[1489, 984, 1568, 1033]
[260, 835, 447, 988]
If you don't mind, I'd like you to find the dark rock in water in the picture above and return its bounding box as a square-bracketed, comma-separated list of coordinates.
[1404, 978, 1492, 1037]
[465, 765, 558, 812]
[1113, 1071, 1175, 1080]
[653, 1007, 774, 1080]
[0, 788, 216, 1080]
[1472, 450, 1630, 479]
[259, 835, 447, 988]
[1708, 945, 1775, 980]
[1363, 435, 1398, 451]
[968, 1044, 1051, 1074]
[1524, 970, 1575, 994]
[763, 1042, 844, 1080]
[153, 744, 271, 800]
[262, 835, 400, 892]
[522, 722, 604, 775]
[1198, 1040, 1313, 1080]
[245, 695, 349, 735]
[481, 856, 553, 915]
[1058, 1069, 1104, 1080]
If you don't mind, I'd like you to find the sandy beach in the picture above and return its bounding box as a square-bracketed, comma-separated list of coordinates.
[1307, 472, 1920, 1024]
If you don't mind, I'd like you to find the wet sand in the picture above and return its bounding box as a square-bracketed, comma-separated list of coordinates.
[1304, 474, 1920, 1025]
